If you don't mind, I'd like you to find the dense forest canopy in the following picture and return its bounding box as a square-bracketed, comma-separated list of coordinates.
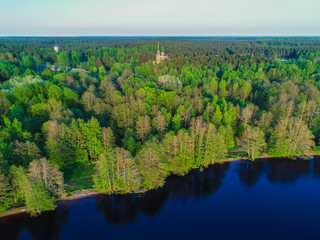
[0, 37, 320, 215]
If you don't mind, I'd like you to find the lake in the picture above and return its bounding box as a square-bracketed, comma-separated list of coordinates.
[1, 157, 320, 240]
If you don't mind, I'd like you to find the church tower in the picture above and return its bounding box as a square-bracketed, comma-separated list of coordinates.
[161, 46, 165, 57]
[156, 42, 161, 63]
[155, 42, 170, 64]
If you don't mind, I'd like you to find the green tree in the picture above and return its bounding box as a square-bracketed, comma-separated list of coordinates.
[98, 66, 107, 75]
[41, 69, 53, 80]
[135, 115, 151, 142]
[9, 105, 24, 121]
[161, 130, 195, 175]
[44, 121, 77, 167]
[0, 172, 12, 213]
[218, 80, 229, 98]
[152, 111, 167, 134]
[123, 128, 140, 155]
[21, 56, 34, 68]
[11, 166, 55, 216]
[80, 117, 103, 160]
[269, 117, 314, 157]
[102, 127, 115, 153]
[241, 126, 266, 160]
[13, 140, 41, 166]
[63, 87, 78, 107]
[48, 85, 63, 101]
[212, 105, 222, 127]
[28, 158, 66, 198]
[172, 113, 183, 131]
[137, 143, 165, 189]
[93, 148, 140, 193]
[57, 51, 69, 69]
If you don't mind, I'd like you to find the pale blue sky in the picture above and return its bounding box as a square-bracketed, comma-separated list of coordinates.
[0, 0, 319, 36]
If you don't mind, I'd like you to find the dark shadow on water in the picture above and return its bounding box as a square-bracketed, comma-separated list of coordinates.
[95, 190, 169, 225]
[266, 158, 310, 183]
[236, 157, 315, 187]
[0, 202, 69, 240]
[95, 162, 230, 225]
[236, 160, 265, 187]
[313, 156, 320, 178]
[1, 157, 320, 239]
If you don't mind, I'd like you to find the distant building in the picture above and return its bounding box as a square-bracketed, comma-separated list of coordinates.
[155, 43, 170, 63]
[54, 45, 59, 53]
[40, 64, 88, 73]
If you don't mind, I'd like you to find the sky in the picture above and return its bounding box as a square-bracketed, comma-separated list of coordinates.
[0, 0, 319, 36]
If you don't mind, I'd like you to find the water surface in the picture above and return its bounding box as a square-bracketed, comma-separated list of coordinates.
[1, 158, 320, 240]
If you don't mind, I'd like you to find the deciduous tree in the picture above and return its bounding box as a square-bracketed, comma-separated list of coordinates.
[28, 158, 66, 198]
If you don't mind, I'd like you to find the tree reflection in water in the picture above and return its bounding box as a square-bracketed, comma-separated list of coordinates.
[95, 162, 230, 225]
[313, 156, 320, 178]
[0, 202, 69, 240]
[236, 157, 315, 187]
[266, 158, 310, 183]
[236, 160, 265, 187]
[1, 157, 320, 239]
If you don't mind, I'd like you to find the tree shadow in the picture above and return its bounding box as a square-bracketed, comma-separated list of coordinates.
[236, 159, 265, 187]
[95, 162, 230, 225]
[236, 158, 312, 187]
[266, 158, 310, 183]
[0, 202, 70, 240]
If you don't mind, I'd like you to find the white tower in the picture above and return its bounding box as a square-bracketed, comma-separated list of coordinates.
[54, 45, 59, 53]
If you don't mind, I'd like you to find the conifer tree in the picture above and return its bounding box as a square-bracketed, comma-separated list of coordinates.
[135, 115, 151, 142]
[212, 105, 222, 127]
[0, 172, 11, 212]
[137, 143, 165, 189]
[152, 111, 167, 134]
[11, 166, 55, 216]
[269, 117, 314, 157]
[241, 126, 266, 160]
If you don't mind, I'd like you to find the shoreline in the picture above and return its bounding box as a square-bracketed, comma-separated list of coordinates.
[0, 154, 318, 219]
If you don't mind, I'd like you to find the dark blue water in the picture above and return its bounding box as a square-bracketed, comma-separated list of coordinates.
[1, 158, 320, 240]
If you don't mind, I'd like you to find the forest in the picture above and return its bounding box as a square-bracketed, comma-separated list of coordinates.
[0, 37, 320, 215]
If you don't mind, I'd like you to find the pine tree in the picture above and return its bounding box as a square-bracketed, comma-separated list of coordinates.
[135, 115, 151, 142]
[137, 143, 165, 189]
[269, 117, 314, 157]
[80, 117, 103, 160]
[11, 166, 55, 216]
[101, 127, 115, 152]
[152, 111, 167, 134]
[241, 126, 266, 160]
[225, 125, 235, 149]
[203, 124, 217, 166]
[93, 152, 113, 193]
[212, 105, 222, 127]
[0, 172, 12, 212]
[190, 117, 206, 167]
[93, 148, 140, 193]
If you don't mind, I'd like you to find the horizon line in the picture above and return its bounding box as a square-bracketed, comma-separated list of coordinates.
[1, 35, 320, 38]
